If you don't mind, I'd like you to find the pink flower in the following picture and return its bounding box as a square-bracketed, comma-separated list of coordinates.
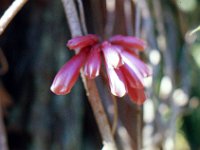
[110, 35, 146, 51]
[120, 51, 151, 78]
[127, 85, 146, 105]
[50, 48, 89, 95]
[51, 35, 101, 94]
[120, 64, 143, 89]
[102, 41, 122, 68]
[51, 34, 151, 105]
[84, 44, 101, 79]
[105, 63, 126, 97]
[67, 34, 99, 50]
[120, 64, 147, 104]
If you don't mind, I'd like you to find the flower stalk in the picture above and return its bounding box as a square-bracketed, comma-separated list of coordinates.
[61, 0, 117, 149]
[0, 0, 28, 36]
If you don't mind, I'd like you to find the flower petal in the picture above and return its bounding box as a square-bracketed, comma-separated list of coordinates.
[110, 35, 146, 51]
[51, 49, 88, 95]
[121, 51, 151, 78]
[84, 45, 101, 79]
[120, 64, 144, 89]
[124, 47, 139, 58]
[102, 41, 122, 68]
[127, 85, 146, 105]
[67, 34, 99, 50]
[105, 63, 127, 97]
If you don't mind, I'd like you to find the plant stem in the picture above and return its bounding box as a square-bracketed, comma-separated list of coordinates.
[61, 0, 117, 149]
[0, 0, 28, 36]
[76, 0, 87, 35]
[134, 1, 142, 149]
[190, 25, 200, 35]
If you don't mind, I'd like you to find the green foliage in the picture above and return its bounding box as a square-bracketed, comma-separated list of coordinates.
[183, 107, 200, 150]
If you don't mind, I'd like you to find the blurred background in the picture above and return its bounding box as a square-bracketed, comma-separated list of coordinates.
[0, 0, 200, 150]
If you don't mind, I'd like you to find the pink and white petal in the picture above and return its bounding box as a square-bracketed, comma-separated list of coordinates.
[67, 34, 99, 50]
[110, 35, 146, 51]
[51, 49, 88, 95]
[102, 41, 122, 68]
[84, 45, 101, 79]
[121, 51, 151, 77]
[120, 64, 144, 89]
[105, 63, 127, 97]
[120, 53, 144, 83]
[124, 47, 139, 58]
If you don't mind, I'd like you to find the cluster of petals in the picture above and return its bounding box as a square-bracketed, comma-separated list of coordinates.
[50, 34, 151, 105]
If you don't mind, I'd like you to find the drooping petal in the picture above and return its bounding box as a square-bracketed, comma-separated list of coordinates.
[122, 64, 146, 104]
[121, 51, 151, 78]
[102, 41, 122, 68]
[105, 63, 127, 97]
[110, 35, 146, 51]
[84, 45, 101, 79]
[109, 44, 139, 58]
[67, 34, 99, 50]
[50, 49, 88, 95]
[120, 64, 144, 89]
[123, 47, 139, 58]
[127, 84, 146, 105]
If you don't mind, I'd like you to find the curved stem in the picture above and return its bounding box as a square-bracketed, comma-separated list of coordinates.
[133, 1, 142, 149]
[61, 0, 117, 149]
[124, 0, 134, 35]
[104, 0, 116, 38]
[76, 0, 88, 35]
[0, 0, 28, 36]
[111, 95, 118, 136]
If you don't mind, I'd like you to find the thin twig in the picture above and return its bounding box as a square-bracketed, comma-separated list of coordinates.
[134, 1, 142, 150]
[0, 0, 28, 36]
[85, 79, 117, 149]
[134, 1, 141, 37]
[76, 0, 88, 35]
[61, 0, 117, 149]
[99, 70, 118, 136]
[138, 0, 164, 148]
[104, 0, 116, 38]
[153, 1, 179, 149]
[61, 0, 82, 37]
[190, 25, 200, 35]
[124, 0, 134, 35]
[111, 94, 118, 136]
